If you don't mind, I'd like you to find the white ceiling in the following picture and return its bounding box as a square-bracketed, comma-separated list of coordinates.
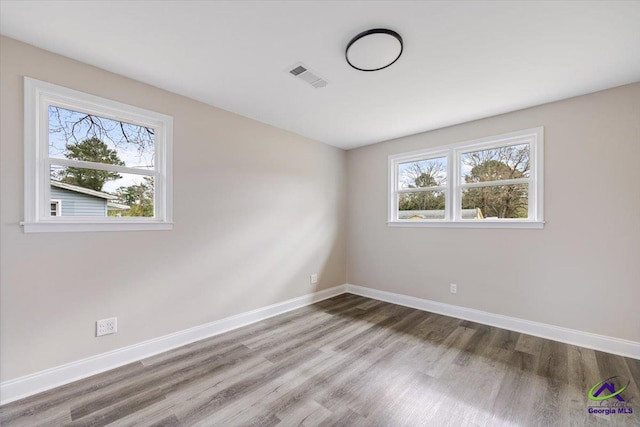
[2, 1, 640, 149]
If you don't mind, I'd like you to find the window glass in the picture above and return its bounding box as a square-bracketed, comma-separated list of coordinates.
[48, 105, 155, 170]
[399, 191, 446, 220]
[460, 143, 530, 183]
[398, 157, 447, 189]
[50, 165, 155, 218]
[388, 129, 542, 227]
[461, 184, 529, 219]
[23, 77, 172, 232]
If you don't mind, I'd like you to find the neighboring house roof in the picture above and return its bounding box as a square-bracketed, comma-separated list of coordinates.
[106, 202, 131, 211]
[399, 208, 484, 220]
[51, 180, 118, 200]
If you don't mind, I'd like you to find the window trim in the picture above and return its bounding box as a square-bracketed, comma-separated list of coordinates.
[388, 127, 544, 229]
[22, 77, 173, 233]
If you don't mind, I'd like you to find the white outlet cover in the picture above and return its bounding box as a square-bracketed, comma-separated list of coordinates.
[310, 274, 318, 284]
[96, 317, 117, 337]
[450, 283, 457, 294]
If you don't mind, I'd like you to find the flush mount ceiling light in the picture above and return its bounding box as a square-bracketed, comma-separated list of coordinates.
[346, 28, 403, 72]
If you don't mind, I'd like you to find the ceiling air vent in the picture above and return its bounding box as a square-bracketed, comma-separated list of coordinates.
[287, 63, 328, 89]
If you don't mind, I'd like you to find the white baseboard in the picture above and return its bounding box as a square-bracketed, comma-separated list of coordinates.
[346, 284, 640, 360]
[4, 283, 637, 405]
[0, 285, 347, 405]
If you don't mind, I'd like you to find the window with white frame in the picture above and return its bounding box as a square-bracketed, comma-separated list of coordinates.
[50, 200, 61, 217]
[23, 77, 173, 232]
[388, 128, 543, 228]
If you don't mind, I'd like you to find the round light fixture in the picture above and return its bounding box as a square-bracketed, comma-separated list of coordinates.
[345, 28, 403, 72]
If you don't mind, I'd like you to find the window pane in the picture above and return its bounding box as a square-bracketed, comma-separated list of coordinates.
[48, 105, 155, 170]
[460, 143, 529, 183]
[398, 157, 447, 189]
[50, 165, 154, 217]
[398, 191, 446, 219]
[461, 184, 528, 219]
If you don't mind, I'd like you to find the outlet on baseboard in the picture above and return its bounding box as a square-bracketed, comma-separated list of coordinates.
[96, 317, 117, 337]
[310, 274, 318, 284]
[450, 283, 457, 294]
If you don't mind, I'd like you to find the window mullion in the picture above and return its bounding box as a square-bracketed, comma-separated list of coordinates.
[451, 149, 459, 221]
[387, 127, 543, 227]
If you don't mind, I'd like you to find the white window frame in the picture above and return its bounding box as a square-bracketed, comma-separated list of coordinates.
[50, 199, 62, 217]
[388, 127, 544, 229]
[23, 77, 173, 233]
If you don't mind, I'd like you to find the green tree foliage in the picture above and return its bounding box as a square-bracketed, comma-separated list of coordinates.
[113, 177, 154, 217]
[59, 137, 124, 191]
[414, 173, 439, 188]
[399, 172, 445, 211]
[462, 159, 528, 218]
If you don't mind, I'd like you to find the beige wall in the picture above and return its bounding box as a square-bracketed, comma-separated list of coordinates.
[347, 83, 640, 343]
[2, 35, 639, 385]
[0, 37, 347, 382]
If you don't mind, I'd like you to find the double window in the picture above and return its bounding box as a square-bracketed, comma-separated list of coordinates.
[23, 78, 173, 232]
[389, 128, 544, 228]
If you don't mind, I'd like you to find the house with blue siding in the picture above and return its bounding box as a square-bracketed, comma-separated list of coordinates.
[50, 181, 129, 217]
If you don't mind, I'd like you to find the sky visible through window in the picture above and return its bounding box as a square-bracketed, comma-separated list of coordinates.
[460, 143, 530, 182]
[398, 157, 447, 189]
[397, 144, 530, 189]
[48, 105, 155, 193]
[395, 143, 531, 219]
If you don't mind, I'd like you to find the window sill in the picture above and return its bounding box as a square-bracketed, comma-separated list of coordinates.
[387, 220, 545, 229]
[21, 221, 174, 233]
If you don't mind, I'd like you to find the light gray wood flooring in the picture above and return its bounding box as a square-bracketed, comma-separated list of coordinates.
[1, 294, 639, 426]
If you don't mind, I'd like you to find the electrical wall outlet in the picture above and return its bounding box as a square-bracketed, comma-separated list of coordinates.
[310, 274, 318, 284]
[450, 283, 457, 294]
[96, 317, 117, 337]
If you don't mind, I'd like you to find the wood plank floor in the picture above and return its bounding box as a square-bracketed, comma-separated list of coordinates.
[1, 294, 639, 426]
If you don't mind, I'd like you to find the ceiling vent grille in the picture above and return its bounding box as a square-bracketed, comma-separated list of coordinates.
[287, 63, 328, 88]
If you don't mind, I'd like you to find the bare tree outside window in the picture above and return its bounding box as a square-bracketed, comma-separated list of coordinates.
[461, 144, 530, 218]
[49, 106, 155, 163]
[398, 157, 447, 213]
[48, 106, 156, 217]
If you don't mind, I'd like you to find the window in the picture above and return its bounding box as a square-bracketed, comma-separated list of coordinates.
[50, 200, 61, 217]
[23, 77, 173, 232]
[389, 128, 543, 228]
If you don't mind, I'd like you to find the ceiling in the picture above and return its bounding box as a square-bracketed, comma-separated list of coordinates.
[2, 1, 639, 150]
